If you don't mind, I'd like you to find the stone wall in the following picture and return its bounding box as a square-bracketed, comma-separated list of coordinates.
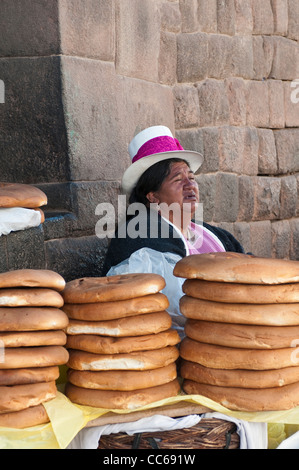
[0, 0, 298, 280]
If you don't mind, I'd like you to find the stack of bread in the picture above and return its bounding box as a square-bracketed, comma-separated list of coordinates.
[0, 269, 69, 428]
[174, 252, 299, 412]
[0, 182, 48, 223]
[62, 273, 181, 410]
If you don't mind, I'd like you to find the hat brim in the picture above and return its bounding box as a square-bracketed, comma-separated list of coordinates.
[121, 150, 204, 196]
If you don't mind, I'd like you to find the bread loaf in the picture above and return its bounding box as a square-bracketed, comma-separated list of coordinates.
[183, 379, 299, 411]
[65, 379, 180, 410]
[174, 252, 299, 284]
[63, 293, 169, 321]
[62, 274, 166, 304]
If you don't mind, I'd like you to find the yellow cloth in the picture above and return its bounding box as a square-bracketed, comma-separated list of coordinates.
[2, 391, 299, 449]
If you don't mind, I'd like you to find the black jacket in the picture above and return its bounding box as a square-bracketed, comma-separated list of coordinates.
[102, 210, 244, 275]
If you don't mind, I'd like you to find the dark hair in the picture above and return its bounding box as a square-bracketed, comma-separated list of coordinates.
[129, 158, 190, 205]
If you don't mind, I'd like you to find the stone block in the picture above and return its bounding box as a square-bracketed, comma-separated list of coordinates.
[216, 0, 235, 35]
[268, 80, 285, 128]
[42, 213, 77, 242]
[243, 127, 259, 176]
[35, 183, 73, 213]
[271, 0, 289, 36]
[284, 81, 299, 128]
[238, 175, 255, 222]
[252, 176, 281, 221]
[270, 36, 299, 80]
[295, 175, 299, 217]
[257, 129, 278, 175]
[225, 78, 247, 126]
[233, 222, 252, 254]
[175, 128, 204, 159]
[179, 0, 198, 32]
[115, 0, 160, 81]
[158, 32, 177, 85]
[197, 0, 217, 33]
[234, 0, 253, 35]
[252, 0, 274, 35]
[173, 85, 200, 129]
[288, 0, 299, 41]
[45, 235, 108, 282]
[61, 57, 174, 182]
[177, 33, 209, 82]
[289, 219, 299, 260]
[69, 181, 121, 235]
[0, 0, 60, 56]
[274, 129, 299, 174]
[0, 56, 69, 184]
[271, 220, 291, 259]
[218, 126, 244, 173]
[252, 36, 274, 80]
[201, 127, 220, 173]
[161, 1, 181, 33]
[214, 172, 239, 223]
[207, 34, 233, 79]
[197, 79, 230, 127]
[196, 173, 217, 222]
[279, 175, 297, 219]
[249, 220, 272, 258]
[59, 0, 115, 60]
[246, 80, 270, 128]
[231, 36, 254, 79]
[5, 226, 46, 271]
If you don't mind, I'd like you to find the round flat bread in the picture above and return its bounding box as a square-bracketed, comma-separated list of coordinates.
[0, 307, 69, 331]
[0, 288, 64, 308]
[180, 296, 299, 326]
[0, 269, 65, 291]
[66, 329, 180, 354]
[0, 404, 50, 429]
[180, 360, 299, 389]
[174, 252, 299, 284]
[180, 337, 299, 370]
[67, 346, 179, 371]
[63, 293, 169, 321]
[0, 183, 47, 208]
[67, 363, 178, 391]
[65, 379, 180, 410]
[185, 319, 299, 349]
[0, 366, 60, 386]
[62, 274, 166, 304]
[0, 346, 69, 369]
[0, 330, 67, 348]
[183, 279, 299, 304]
[0, 381, 57, 413]
[183, 379, 299, 411]
[66, 311, 172, 337]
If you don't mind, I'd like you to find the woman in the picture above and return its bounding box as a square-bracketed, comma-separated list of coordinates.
[103, 125, 244, 336]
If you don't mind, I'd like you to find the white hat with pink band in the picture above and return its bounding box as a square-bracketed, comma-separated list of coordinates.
[121, 125, 204, 196]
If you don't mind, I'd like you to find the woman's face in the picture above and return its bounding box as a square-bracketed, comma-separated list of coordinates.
[146, 161, 199, 216]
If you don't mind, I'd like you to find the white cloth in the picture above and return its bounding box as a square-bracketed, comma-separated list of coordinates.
[67, 414, 201, 450]
[67, 412, 268, 449]
[276, 431, 299, 449]
[0, 207, 42, 236]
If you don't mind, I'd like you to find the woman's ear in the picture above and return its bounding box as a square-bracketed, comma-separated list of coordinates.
[146, 191, 159, 204]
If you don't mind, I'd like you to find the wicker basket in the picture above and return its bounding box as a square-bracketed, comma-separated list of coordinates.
[98, 418, 240, 449]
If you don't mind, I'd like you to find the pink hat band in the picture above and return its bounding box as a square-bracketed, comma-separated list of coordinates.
[132, 135, 184, 164]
